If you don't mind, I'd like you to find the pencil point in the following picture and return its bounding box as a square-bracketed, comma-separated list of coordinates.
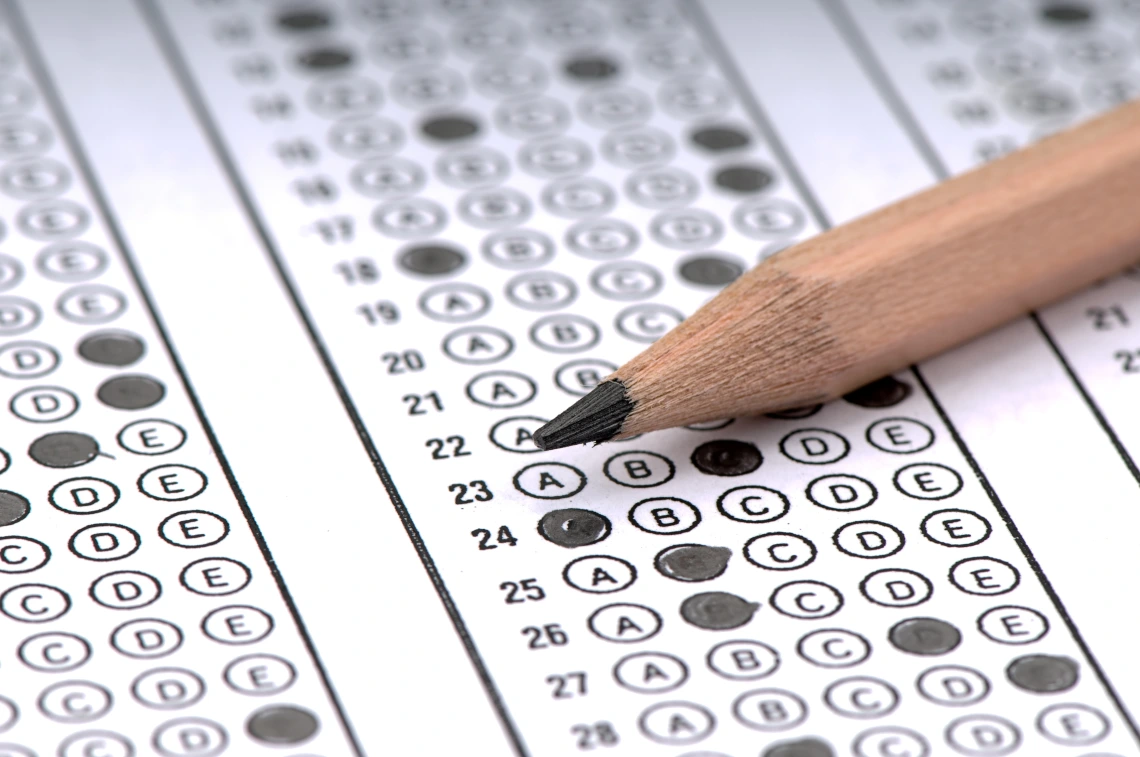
[533, 380, 634, 450]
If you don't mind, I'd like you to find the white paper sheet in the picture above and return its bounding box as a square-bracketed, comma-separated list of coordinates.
[1, 1, 1138, 755]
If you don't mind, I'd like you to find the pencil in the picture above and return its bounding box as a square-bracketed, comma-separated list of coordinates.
[533, 98, 1140, 451]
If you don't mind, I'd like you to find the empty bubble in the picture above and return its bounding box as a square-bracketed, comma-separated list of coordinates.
[247, 704, 320, 744]
[0, 490, 30, 526]
[28, 432, 99, 468]
[680, 591, 758, 630]
[1006, 654, 1078, 693]
[539, 508, 611, 548]
[691, 440, 762, 476]
[96, 375, 165, 410]
[843, 376, 911, 408]
[78, 331, 145, 366]
[655, 544, 731, 582]
[889, 617, 961, 656]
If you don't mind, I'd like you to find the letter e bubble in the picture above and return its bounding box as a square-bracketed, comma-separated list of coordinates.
[139, 465, 207, 501]
[894, 463, 962, 500]
[866, 418, 934, 454]
[159, 511, 230, 549]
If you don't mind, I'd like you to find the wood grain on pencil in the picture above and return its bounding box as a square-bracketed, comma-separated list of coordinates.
[534, 98, 1140, 450]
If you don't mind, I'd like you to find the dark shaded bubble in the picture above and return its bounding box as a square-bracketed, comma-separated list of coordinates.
[678, 256, 743, 287]
[1006, 654, 1079, 693]
[713, 165, 773, 193]
[78, 331, 145, 366]
[297, 46, 354, 71]
[691, 440, 762, 476]
[97, 375, 165, 410]
[889, 617, 961, 656]
[1041, 3, 1093, 23]
[0, 490, 30, 526]
[842, 376, 911, 408]
[421, 114, 480, 141]
[763, 738, 836, 757]
[691, 125, 750, 152]
[766, 405, 822, 420]
[398, 244, 467, 276]
[680, 591, 758, 629]
[28, 431, 99, 468]
[246, 705, 320, 744]
[276, 7, 333, 31]
[565, 55, 620, 81]
[539, 508, 611, 547]
[655, 544, 731, 582]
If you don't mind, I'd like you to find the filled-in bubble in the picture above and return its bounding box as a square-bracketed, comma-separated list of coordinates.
[421, 114, 480, 141]
[539, 508, 611, 548]
[97, 375, 165, 410]
[691, 440, 762, 476]
[246, 705, 319, 744]
[843, 376, 911, 408]
[297, 46, 354, 71]
[28, 431, 99, 468]
[564, 55, 620, 81]
[276, 8, 333, 32]
[766, 405, 821, 420]
[1006, 654, 1078, 693]
[655, 544, 731, 582]
[680, 591, 758, 629]
[763, 738, 835, 757]
[398, 244, 466, 276]
[0, 490, 30, 526]
[889, 617, 961, 656]
[678, 256, 743, 287]
[1040, 3, 1093, 23]
[78, 331, 145, 366]
[713, 165, 773, 193]
[691, 125, 750, 152]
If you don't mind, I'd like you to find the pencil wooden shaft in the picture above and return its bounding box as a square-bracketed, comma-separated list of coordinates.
[615, 98, 1140, 436]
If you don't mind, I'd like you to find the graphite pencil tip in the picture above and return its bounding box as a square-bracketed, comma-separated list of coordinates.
[533, 380, 634, 450]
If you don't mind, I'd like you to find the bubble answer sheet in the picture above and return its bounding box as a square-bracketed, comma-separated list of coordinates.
[5, 0, 1140, 755]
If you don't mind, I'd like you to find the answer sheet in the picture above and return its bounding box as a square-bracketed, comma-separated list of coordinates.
[1, 1, 1139, 755]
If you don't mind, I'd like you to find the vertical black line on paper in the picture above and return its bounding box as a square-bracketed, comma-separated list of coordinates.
[822, 0, 1140, 739]
[134, 1, 529, 754]
[1, 0, 366, 752]
[682, 0, 835, 232]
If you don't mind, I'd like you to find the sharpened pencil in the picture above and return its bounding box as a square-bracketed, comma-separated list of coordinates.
[533, 98, 1140, 451]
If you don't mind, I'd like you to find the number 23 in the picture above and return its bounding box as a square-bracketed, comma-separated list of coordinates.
[450, 480, 493, 504]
